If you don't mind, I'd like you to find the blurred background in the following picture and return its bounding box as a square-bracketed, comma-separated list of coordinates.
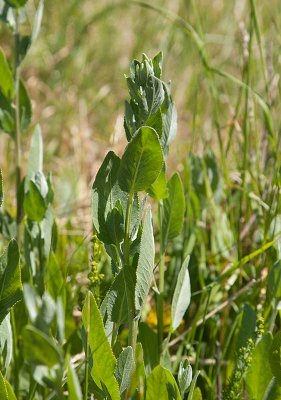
[0, 0, 280, 233]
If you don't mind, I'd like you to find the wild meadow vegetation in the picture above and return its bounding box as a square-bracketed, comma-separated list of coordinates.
[0, 0, 281, 399]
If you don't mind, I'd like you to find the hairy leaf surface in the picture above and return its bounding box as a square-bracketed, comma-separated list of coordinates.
[135, 207, 155, 311]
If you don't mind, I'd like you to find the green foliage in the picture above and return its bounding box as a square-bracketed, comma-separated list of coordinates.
[245, 333, 273, 400]
[0, 240, 22, 324]
[67, 361, 83, 400]
[118, 126, 164, 193]
[171, 256, 191, 331]
[269, 331, 281, 385]
[82, 291, 119, 399]
[161, 172, 185, 248]
[0, 49, 13, 100]
[146, 365, 181, 400]
[115, 346, 134, 394]
[135, 207, 155, 312]
[22, 325, 62, 367]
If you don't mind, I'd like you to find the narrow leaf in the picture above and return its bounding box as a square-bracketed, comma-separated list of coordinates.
[0, 169, 3, 207]
[135, 207, 155, 311]
[68, 361, 82, 400]
[161, 173, 185, 247]
[82, 291, 119, 399]
[171, 256, 191, 331]
[269, 331, 281, 385]
[24, 180, 47, 222]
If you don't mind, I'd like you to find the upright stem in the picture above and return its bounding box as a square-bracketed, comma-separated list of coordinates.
[14, 10, 22, 230]
[157, 202, 165, 356]
[124, 191, 138, 353]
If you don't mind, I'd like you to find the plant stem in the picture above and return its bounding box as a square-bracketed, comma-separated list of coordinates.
[157, 201, 165, 356]
[14, 10, 22, 232]
[123, 191, 138, 352]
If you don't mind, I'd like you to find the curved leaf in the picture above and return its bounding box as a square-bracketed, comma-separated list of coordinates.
[171, 256, 191, 331]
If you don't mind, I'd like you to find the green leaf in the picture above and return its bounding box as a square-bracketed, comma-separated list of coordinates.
[269, 331, 281, 385]
[268, 260, 281, 301]
[171, 256, 191, 331]
[32, 0, 44, 42]
[118, 126, 163, 193]
[236, 304, 256, 350]
[0, 169, 3, 207]
[187, 371, 200, 400]
[0, 239, 22, 324]
[3, 380, 16, 400]
[82, 291, 119, 399]
[27, 125, 43, 181]
[68, 361, 83, 400]
[146, 365, 181, 400]
[22, 325, 62, 367]
[0, 370, 8, 400]
[152, 52, 163, 79]
[161, 101, 177, 148]
[92, 151, 127, 243]
[148, 168, 168, 200]
[0, 48, 13, 100]
[24, 180, 47, 221]
[245, 333, 273, 400]
[263, 378, 281, 400]
[192, 387, 203, 400]
[135, 207, 155, 311]
[128, 342, 145, 397]
[115, 346, 135, 394]
[105, 270, 129, 324]
[0, 314, 13, 372]
[178, 359, 192, 397]
[4, 0, 28, 9]
[138, 322, 158, 372]
[19, 80, 32, 131]
[161, 173, 185, 247]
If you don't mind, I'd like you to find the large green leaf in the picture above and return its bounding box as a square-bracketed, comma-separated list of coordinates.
[0, 239, 22, 324]
[245, 333, 273, 400]
[68, 361, 82, 400]
[135, 207, 155, 311]
[146, 365, 181, 400]
[3, 381, 16, 400]
[171, 256, 191, 331]
[236, 304, 256, 350]
[0, 169, 3, 207]
[82, 291, 119, 399]
[138, 322, 158, 372]
[115, 346, 134, 394]
[269, 331, 281, 385]
[118, 126, 163, 193]
[0, 48, 13, 100]
[161, 173, 185, 247]
[22, 325, 62, 367]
